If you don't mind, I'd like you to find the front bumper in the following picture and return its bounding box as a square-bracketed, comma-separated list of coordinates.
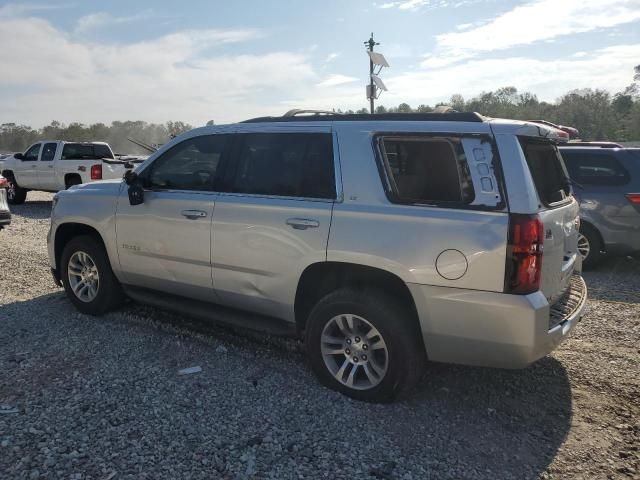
[408, 275, 588, 369]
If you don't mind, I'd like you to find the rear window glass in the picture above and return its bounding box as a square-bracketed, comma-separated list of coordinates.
[378, 136, 475, 206]
[519, 138, 570, 205]
[560, 150, 630, 186]
[61, 144, 113, 160]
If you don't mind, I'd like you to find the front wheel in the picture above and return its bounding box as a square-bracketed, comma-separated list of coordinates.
[305, 288, 425, 402]
[5, 174, 27, 205]
[61, 235, 124, 315]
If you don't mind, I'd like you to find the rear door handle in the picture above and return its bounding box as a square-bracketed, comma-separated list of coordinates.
[286, 218, 319, 230]
[181, 209, 207, 220]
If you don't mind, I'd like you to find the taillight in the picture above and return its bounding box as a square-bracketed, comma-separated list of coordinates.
[91, 164, 102, 180]
[505, 214, 544, 295]
[0, 177, 8, 188]
[625, 193, 640, 204]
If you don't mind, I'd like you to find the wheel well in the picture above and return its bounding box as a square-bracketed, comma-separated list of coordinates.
[54, 223, 105, 271]
[2, 170, 13, 179]
[294, 262, 420, 333]
[580, 220, 605, 252]
[64, 173, 82, 187]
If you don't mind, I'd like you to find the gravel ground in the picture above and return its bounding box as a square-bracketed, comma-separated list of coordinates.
[1, 191, 638, 480]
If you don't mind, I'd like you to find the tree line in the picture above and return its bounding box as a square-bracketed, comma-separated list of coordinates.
[1, 66, 638, 153]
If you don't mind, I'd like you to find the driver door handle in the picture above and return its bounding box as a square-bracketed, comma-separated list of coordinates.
[286, 218, 319, 230]
[181, 209, 207, 220]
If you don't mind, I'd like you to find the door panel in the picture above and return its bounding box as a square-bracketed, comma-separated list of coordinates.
[212, 195, 332, 321]
[211, 129, 337, 322]
[114, 133, 230, 301]
[15, 143, 41, 188]
[38, 142, 58, 190]
[115, 189, 217, 301]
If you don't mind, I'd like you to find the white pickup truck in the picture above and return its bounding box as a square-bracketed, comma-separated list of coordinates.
[1, 141, 141, 204]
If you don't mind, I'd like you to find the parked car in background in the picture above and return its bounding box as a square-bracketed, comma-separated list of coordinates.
[1, 141, 142, 204]
[559, 145, 640, 267]
[48, 112, 587, 402]
[0, 174, 11, 229]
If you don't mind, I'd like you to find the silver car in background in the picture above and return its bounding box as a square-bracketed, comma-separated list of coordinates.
[47, 112, 587, 402]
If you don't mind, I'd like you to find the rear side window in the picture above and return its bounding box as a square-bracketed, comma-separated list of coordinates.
[377, 136, 475, 206]
[61, 144, 112, 160]
[560, 150, 630, 186]
[147, 135, 228, 191]
[227, 133, 336, 199]
[519, 138, 570, 206]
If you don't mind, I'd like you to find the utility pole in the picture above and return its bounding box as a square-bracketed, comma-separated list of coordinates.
[365, 33, 379, 114]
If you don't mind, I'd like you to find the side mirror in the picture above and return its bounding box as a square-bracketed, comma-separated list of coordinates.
[14, 153, 24, 160]
[124, 170, 144, 206]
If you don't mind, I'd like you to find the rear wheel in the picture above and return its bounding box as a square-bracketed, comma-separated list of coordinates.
[61, 235, 124, 315]
[65, 175, 82, 189]
[578, 223, 603, 269]
[305, 288, 425, 402]
[5, 173, 27, 205]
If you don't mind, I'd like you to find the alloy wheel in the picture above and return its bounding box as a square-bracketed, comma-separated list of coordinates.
[320, 314, 389, 390]
[577, 233, 590, 261]
[67, 251, 100, 303]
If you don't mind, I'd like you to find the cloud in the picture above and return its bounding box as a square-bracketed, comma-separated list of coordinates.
[325, 52, 340, 63]
[0, 15, 315, 126]
[423, 0, 640, 67]
[377, 0, 477, 11]
[74, 11, 155, 35]
[0, 2, 70, 17]
[316, 74, 359, 87]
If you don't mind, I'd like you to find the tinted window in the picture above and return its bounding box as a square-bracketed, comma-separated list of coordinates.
[228, 133, 335, 199]
[94, 144, 114, 159]
[41, 143, 57, 161]
[61, 143, 108, 160]
[519, 138, 570, 205]
[24, 144, 41, 161]
[560, 150, 630, 186]
[147, 135, 228, 191]
[378, 136, 475, 205]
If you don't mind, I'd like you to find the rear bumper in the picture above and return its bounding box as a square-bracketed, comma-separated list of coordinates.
[408, 275, 587, 369]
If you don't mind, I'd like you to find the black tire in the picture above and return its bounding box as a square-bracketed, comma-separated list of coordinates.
[4, 173, 27, 205]
[579, 223, 603, 269]
[60, 235, 124, 315]
[305, 288, 425, 402]
[65, 175, 81, 189]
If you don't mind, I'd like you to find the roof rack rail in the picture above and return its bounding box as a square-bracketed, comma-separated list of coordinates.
[241, 112, 485, 123]
[559, 141, 623, 148]
[282, 109, 339, 117]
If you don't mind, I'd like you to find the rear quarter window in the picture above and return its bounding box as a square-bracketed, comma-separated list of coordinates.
[376, 135, 476, 207]
[560, 150, 630, 186]
[519, 138, 570, 206]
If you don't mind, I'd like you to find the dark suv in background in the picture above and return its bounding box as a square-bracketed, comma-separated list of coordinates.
[559, 146, 640, 267]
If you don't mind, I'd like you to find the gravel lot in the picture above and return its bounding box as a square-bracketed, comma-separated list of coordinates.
[1, 191, 638, 480]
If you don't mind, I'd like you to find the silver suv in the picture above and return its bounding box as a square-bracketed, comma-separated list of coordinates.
[47, 112, 587, 402]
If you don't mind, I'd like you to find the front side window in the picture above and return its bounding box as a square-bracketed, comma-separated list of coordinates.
[377, 136, 475, 206]
[24, 144, 41, 161]
[227, 133, 335, 199]
[561, 150, 630, 186]
[41, 143, 57, 161]
[146, 135, 228, 191]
